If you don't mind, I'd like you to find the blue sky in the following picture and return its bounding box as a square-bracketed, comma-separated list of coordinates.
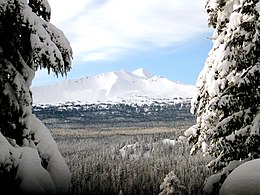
[32, 0, 213, 86]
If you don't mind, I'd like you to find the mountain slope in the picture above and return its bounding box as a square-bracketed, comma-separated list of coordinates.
[31, 69, 195, 105]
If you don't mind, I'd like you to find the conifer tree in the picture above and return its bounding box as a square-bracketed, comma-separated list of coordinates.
[0, 0, 72, 194]
[186, 0, 260, 191]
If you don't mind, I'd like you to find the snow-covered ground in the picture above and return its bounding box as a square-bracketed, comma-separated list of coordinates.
[31, 68, 195, 105]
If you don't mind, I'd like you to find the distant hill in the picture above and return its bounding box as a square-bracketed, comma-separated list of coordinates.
[31, 68, 195, 105]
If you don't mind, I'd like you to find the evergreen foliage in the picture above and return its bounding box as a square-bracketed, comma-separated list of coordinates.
[187, 0, 260, 193]
[52, 128, 211, 195]
[159, 171, 187, 195]
[0, 0, 72, 193]
[0, 0, 72, 145]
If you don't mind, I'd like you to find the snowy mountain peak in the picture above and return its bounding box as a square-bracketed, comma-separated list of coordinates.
[31, 69, 195, 105]
[132, 68, 152, 79]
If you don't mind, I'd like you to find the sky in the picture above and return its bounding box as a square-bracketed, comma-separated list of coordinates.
[32, 0, 213, 87]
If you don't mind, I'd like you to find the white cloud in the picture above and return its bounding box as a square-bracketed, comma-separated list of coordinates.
[49, 0, 210, 61]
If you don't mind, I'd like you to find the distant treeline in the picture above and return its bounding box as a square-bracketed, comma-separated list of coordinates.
[33, 102, 195, 129]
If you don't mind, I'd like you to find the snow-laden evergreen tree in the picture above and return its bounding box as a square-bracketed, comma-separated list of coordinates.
[0, 0, 72, 194]
[159, 171, 187, 195]
[186, 0, 260, 193]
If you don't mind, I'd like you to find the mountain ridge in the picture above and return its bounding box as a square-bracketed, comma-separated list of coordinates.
[31, 68, 195, 105]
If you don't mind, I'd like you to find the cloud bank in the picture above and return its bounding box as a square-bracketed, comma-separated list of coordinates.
[49, 0, 210, 61]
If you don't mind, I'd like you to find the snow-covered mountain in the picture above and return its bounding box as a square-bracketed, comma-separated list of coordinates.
[31, 68, 195, 105]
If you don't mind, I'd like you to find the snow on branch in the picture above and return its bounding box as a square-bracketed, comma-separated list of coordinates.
[28, 0, 51, 22]
[0, 0, 72, 193]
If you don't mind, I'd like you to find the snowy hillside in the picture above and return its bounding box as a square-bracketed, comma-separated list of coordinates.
[31, 68, 195, 105]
